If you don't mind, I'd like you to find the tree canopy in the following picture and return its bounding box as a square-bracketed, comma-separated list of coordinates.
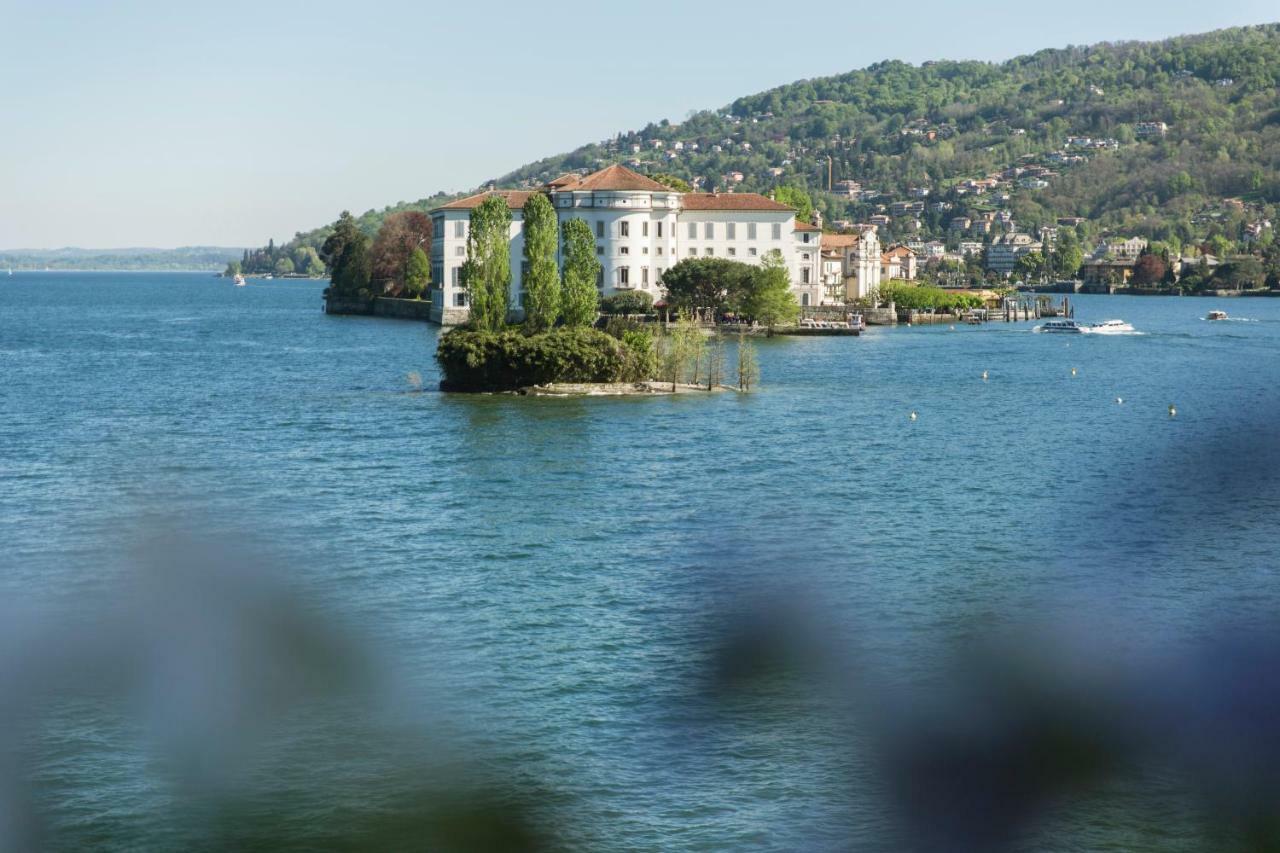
[463, 196, 512, 331]
[520, 194, 561, 331]
[560, 218, 601, 327]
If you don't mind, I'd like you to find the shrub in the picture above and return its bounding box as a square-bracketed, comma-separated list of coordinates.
[620, 329, 657, 382]
[436, 326, 656, 391]
[600, 291, 655, 315]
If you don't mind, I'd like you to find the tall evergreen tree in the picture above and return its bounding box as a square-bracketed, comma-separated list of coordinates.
[560, 218, 601, 328]
[464, 195, 512, 331]
[520, 193, 561, 331]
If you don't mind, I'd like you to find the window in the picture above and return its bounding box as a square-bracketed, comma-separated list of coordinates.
[451, 267, 461, 286]
[454, 220, 465, 238]
[656, 268, 664, 283]
[642, 266, 649, 285]
[520, 261, 528, 281]
[706, 248, 714, 256]
[748, 223, 757, 240]
[620, 246, 629, 255]
[596, 268, 604, 287]
[642, 247, 649, 254]
[596, 221, 605, 238]
[657, 247, 663, 255]
[618, 266, 630, 286]
[455, 246, 464, 256]
[749, 248, 758, 257]
[772, 223, 782, 240]
[688, 222, 696, 239]
[801, 293, 810, 307]
[728, 248, 736, 257]
[802, 253, 810, 261]
[642, 221, 649, 237]
[656, 221, 663, 238]
[453, 292, 468, 306]
[688, 248, 696, 256]
[802, 268, 811, 284]
[803, 233, 812, 244]
[620, 221, 630, 237]
[727, 223, 736, 240]
[704, 222, 714, 239]
[596, 245, 603, 255]
[515, 291, 525, 307]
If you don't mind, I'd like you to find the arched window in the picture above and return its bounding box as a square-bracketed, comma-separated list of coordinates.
[801, 293, 810, 306]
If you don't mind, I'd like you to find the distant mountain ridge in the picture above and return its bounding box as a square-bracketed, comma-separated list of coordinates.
[89, 23, 1280, 267]
[0, 246, 244, 271]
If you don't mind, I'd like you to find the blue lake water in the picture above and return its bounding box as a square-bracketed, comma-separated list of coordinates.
[2, 272, 1280, 850]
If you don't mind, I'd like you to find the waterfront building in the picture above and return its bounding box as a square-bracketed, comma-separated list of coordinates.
[429, 165, 816, 324]
[986, 232, 1043, 275]
[881, 244, 918, 281]
[820, 228, 882, 303]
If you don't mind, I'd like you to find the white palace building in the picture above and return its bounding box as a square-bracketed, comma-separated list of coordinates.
[428, 164, 880, 324]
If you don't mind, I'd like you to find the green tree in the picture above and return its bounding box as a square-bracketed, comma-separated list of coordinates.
[560, 218, 601, 328]
[224, 260, 241, 278]
[322, 211, 372, 297]
[651, 173, 692, 192]
[333, 233, 371, 297]
[274, 257, 295, 276]
[660, 258, 756, 315]
[736, 329, 759, 392]
[405, 247, 430, 298]
[1015, 251, 1046, 282]
[520, 193, 561, 331]
[464, 195, 513, 332]
[774, 185, 814, 222]
[1053, 232, 1083, 278]
[743, 250, 800, 333]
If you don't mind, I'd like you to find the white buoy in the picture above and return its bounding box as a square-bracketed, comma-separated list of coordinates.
[1071, 367, 1078, 377]
[909, 411, 918, 421]
[1115, 396, 1123, 404]
[949, 324, 956, 330]
[1168, 404, 1177, 417]
[981, 370, 989, 381]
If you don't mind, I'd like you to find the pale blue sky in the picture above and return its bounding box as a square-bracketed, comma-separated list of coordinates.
[1, 1, 1274, 248]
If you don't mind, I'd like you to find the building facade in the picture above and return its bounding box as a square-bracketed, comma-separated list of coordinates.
[429, 165, 818, 324]
[819, 228, 882, 303]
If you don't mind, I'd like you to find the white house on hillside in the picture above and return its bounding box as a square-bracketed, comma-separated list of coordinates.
[429, 165, 820, 324]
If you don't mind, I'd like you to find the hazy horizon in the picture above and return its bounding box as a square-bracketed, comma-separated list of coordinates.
[2, 1, 1275, 250]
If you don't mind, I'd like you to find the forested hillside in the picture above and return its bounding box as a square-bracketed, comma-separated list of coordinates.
[268, 23, 1280, 274]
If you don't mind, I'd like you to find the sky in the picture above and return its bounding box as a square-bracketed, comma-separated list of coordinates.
[1, 1, 1275, 249]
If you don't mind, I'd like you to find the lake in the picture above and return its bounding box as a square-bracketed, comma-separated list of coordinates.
[3, 272, 1279, 850]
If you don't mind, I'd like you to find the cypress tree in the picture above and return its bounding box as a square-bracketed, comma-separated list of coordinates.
[465, 196, 512, 331]
[560, 218, 600, 328]
[520, 193, 561, 331]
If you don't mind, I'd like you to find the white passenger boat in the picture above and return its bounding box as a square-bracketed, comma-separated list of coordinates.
[233, 274, 246, 287]
[1086, 319, 1136, 334]
[1035, 319, 1088, 334]
[1035, 318, 1136, 334]
[1207, 310, 1228, 321]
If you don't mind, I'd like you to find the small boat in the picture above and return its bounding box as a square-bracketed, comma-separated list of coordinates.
[233, 274, 246, 287]
[1035, 319, 1088, 334]
[1207, 310, 1228, 321]
[1086, 319, 1136, 334]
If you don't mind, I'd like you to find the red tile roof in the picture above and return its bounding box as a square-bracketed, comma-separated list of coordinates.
[546, 173, 582, 188]
[436, 190, 536, 211]
[821, 234, 860, 249]
[794, 221, 822, 231]
[562, 164, 670, 192]
[680, 193, 793, 211]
